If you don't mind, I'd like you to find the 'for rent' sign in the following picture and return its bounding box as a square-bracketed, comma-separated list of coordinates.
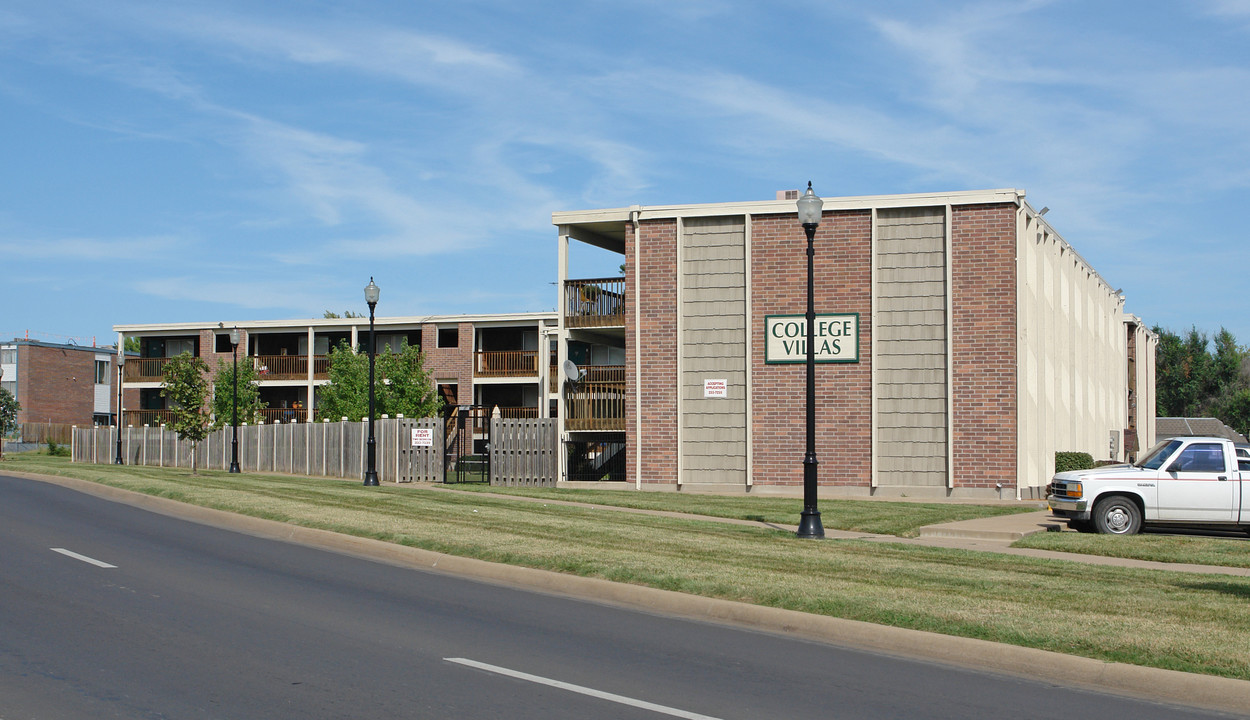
[764, 314, 859, 364]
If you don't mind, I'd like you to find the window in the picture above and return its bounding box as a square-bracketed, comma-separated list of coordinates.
[95, 360, 109, 384]
[215, 333, 235, 353]
[0, 348, 14, 364]
[1, 381, 14, 395]
[438, 327, 459, 348]
[1168, 443, 1226, 473]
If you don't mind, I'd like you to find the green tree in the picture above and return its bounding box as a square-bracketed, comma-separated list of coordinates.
[124, 336, 140, 353]
[323, 310, 365, 319]
[210, 357, 267, 430]
[0, 386, 19, 460]
[315, 341, 441, 421]
[161, 352, 211, 474]
[1153, 325, 1250, 436]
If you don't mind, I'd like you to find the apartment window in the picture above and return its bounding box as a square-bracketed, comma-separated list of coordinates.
[215, 333, 235, 353]
[438, 327, 459, 348]
[0, 348, 14, 364]
[1, 381, 14, 395]
[95, 360, 109, 384]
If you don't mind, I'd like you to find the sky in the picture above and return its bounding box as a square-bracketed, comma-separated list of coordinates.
[2, 0, 1249, 348]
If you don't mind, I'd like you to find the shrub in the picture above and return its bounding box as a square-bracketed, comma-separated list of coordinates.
[1055, 451, 1094, 474]
[46, 440, 70, 457]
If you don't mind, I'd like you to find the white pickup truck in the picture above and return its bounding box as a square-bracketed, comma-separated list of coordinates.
[1047, 436, 1250, 535]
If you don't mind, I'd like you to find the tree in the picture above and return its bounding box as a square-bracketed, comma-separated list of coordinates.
[1153, 325, 1250, 436]
[124, 336, 140, 353]
[315, 341, 441, 421]
[161, 352, 211, 474]
[323, 310, 365, 319]
[209, 357, 267, 430]
[0, 386, 19, 461]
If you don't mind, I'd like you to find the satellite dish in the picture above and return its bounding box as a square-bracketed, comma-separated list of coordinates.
[562, 359, 581, 383]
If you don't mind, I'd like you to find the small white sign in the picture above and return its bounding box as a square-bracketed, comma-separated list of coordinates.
[704, 379, 728, 398]
[411, 428, 434, 447]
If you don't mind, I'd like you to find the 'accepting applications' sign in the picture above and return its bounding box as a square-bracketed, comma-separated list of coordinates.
[764, 314, 859, 364]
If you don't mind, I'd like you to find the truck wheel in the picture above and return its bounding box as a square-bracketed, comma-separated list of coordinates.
[1092, 496, 1141, 535]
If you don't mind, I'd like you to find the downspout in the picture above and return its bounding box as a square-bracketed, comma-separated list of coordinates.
[631, 207, 643, 490]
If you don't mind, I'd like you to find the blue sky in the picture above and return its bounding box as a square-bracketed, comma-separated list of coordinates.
[2, 0, 1248, 347]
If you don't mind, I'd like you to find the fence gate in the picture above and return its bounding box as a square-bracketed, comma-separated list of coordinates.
[444, 405, 489, 483]
[489, 418, 557, 486]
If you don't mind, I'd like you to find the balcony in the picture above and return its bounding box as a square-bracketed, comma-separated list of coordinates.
[475, 350, 539, 378]
[565, 365, 625, 431]
[258, 407, 309, 424]
[255, 355, 330, 381]
[124, 358, 172, 382]
[565, 277, 625, 329]
[123, 409, 176, 426]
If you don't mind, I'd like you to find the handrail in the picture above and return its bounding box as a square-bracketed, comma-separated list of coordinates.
[123, 357, 171, 381]
[123, 409, 177, 426]
[565, 276, 625, 328]
[475, 350, 539, 377]
[565, 377, 625, 431]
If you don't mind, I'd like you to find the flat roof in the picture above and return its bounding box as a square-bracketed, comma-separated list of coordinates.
[114, 311, 557, 334]
[552, 188, 1026, 253]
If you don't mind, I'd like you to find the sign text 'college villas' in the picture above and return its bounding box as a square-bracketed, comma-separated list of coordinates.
[764, 314, 860, 364]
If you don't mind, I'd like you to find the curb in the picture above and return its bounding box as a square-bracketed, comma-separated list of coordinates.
[10, 470, 1250, 716]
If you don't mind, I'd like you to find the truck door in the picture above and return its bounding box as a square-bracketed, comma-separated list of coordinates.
[1240, 458, 1250, 524]
[1158, 442, 1237, 522]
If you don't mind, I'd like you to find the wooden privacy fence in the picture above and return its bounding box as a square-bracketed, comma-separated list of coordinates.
[16, 422, 75, 445]
[72, 416, 557, 486]
[489, 418, 557, 487]
[72, 418, 444, 483]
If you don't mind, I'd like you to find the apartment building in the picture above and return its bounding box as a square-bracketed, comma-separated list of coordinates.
[1, 338, 128, 427]
[553, 188, 1157, 499]
[113, 313, 558, 446]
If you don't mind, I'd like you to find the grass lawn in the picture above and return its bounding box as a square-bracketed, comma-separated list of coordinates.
[6, 452, 1250, 681]
[1014, 530, 1250, 568]
[443, 483, 1040, 537]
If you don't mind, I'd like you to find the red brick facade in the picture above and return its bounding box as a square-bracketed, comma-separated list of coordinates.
[749, 210, 874, 487]
[621, 201, 1023, 492]
[11, 342, 120, 426]
[626, 219, 678, 485]
[949, 203, 1018, 488]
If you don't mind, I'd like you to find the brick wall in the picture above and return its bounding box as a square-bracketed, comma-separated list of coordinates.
[627, 218, 678, 485]
[16, 344, 102, 425]
[949, 203, 1018, 488]
[422, 323, 474, 404]
[749, 210, 874, 488]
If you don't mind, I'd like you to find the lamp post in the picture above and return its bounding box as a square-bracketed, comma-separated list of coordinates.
[796, 181, 825, 539]
[115, 355, 125, 465]
[363, 277, 381, 486]
[229, 327, 241, 473]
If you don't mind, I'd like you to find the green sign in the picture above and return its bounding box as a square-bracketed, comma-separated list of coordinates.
[764, 314, 859, 364]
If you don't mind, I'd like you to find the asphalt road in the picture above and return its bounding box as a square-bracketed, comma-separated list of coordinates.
[0, 473, 1240, 719]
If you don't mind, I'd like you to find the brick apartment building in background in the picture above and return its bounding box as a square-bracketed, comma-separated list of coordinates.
[113, 313, 557, 452]
[1, 338, 130, 427]
[553, 188, 1157, 499]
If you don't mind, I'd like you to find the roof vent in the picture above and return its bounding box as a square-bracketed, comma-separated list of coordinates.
[777, 190, 799, 200]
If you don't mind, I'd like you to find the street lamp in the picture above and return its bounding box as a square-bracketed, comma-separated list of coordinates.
[796, 181, 825, 539]
[229, 327, 241, 473]
[363, 277, 381, 486]
[115, 355, 125, 465]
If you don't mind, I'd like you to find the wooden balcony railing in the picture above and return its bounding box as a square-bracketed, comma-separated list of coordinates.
[549, 362, 559, 393]
[565, 366, 625, 431]
[448, 406, 541, 434]
[123, 358, 172, 381]
[258, 408, 309, 423]
[255, 355, 329, 381]
[475, 350, 539, 378]
[123, 409, 176, 426]
[565, 277, 625, 328]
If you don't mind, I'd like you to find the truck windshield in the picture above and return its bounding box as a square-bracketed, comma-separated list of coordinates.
[1135, 439, 1183, 470]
